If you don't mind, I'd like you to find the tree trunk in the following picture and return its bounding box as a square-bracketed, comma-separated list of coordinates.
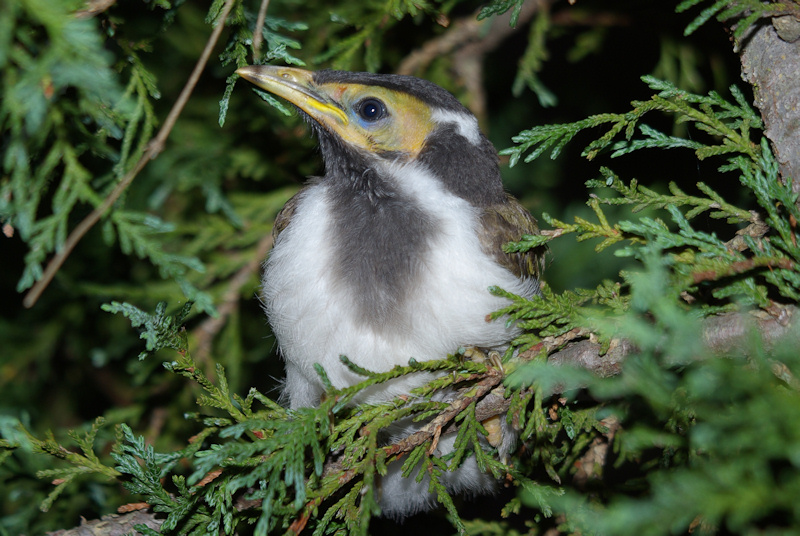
[738, 17, 800, 188]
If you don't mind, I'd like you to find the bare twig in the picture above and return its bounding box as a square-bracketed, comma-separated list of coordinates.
[75, 0, 116, 18]
[549, 9, 632, 27]
[397, 0, 549, 121]
[456, 0, 550, 120]
[395, 15, 483, 76]
[252, 0, 271, 61]
[23, 0, 238, 308]
[193, 233, 274, 363]
[396, 1, 549, 77]
[46, 510, 163, 536]
[383, 368, 504, 459]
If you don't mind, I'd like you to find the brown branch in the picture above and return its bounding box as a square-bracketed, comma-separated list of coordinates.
[737, 19, 800, 193]
[23, 0, 238, 309]
[251, 0, 271, 61]
[395, 14, 483, 76]
[46, 510, 163, 536]
[455, 0, 549, 122]
[548, 9, 632, 27]
[396, 0, 551, 122]
[75, 0, 116, 18]
[691, 257, 796, 284]
[192, 233, 274, 364]
[396, 0, 549, 76]
[539, 305, 800, 382]
[383, 368, 504, 459]
[46, 305, 800, 534]
[454, 305, 800, 433]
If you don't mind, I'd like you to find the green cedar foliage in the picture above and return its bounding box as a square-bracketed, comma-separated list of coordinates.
[677, 0, 800, 38]
[3, 1, 800, 535]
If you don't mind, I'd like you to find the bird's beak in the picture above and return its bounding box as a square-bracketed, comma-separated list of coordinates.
[236, 65, 350, 128]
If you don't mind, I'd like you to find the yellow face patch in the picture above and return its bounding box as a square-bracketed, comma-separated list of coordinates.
[236, 66, 436, 160]
[313, 83, 433, 158]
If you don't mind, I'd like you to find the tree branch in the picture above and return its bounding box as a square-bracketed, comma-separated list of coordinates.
[383, 368, 504, 458]
[251, 0, 272, 61]
[46, 509, 163, 536]
[192, 233, 274, 364]
[737, 19, 800, 191]
[44, 304, 800, 534]
[397, 0, 549, 76]
[397, 0, 550, 122]
[24, 0, 238, 308]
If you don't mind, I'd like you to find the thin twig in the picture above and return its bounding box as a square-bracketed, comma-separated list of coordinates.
[23, 0, 238, 309]
[396, 0, 548, 76]
[395, 15, 483, 76]
[382, 369, 503, 458]
[396, 0, 548, 122]
[252, 0, 271, 61]
[453, 0, 548, 121]
[75, 0, 116, 19]
[193, 233, 274, 364]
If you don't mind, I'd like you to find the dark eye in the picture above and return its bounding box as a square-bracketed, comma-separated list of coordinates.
[357, 98, 386, 122]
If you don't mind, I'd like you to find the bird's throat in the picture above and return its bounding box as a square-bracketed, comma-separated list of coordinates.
[326, 171, 435, 330]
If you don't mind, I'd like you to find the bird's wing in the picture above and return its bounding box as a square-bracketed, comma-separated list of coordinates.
[477, 193, 545, 280]
[272, 187, 305, 241]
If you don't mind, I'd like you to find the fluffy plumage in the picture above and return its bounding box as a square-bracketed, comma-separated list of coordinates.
[237, 66, 542, 518]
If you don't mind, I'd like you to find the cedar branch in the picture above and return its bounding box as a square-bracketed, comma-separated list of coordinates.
[23, 0, 238, 308]
[44, 306, 800, 534]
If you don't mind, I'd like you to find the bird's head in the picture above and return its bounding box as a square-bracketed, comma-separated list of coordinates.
[237, 65, 505, 206]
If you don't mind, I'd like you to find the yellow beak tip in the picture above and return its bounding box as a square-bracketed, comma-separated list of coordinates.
[235, 66, 258, 81]
[236, 65, 349, 127]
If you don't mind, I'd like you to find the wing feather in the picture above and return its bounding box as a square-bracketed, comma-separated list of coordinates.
[272, 188, 305, 241]
[477, 193, 545, 281]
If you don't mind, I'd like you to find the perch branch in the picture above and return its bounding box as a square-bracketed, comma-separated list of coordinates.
[45, 305, 800, 534]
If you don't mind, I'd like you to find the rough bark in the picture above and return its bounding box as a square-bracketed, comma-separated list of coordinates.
[738, 17, 800, 189]
[47, 510, 163, 536]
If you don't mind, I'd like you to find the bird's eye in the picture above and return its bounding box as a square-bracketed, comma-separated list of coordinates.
[356, 98, 386, 122]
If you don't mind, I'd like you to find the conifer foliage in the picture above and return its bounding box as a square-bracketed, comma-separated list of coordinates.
[2, 1, 800, 535]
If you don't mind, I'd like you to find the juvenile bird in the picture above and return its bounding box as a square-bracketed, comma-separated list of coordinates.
[237, 65, 542, 518]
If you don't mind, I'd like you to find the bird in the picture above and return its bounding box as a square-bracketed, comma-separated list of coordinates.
[236, 65, 543, 518]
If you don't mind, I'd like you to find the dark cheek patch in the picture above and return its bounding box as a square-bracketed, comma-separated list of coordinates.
[418, 126, 506, 207]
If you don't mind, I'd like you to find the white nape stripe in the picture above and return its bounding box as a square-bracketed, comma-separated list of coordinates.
[430, 109, 482, 146]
